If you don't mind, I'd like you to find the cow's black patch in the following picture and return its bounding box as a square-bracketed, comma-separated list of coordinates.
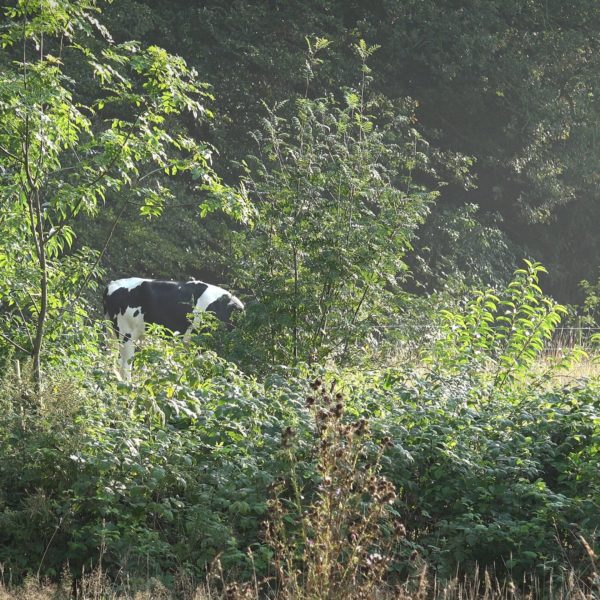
[206, 294, 242, 324]
[103, 280, 219, 334]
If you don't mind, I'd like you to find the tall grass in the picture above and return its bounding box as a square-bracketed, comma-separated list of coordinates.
[0, 568, 597, 599]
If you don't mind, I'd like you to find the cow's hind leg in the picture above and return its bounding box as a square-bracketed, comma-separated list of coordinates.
[104, 316, 122, 378]
[119, 333, 135, 382]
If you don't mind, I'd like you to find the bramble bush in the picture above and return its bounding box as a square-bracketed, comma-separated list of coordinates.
[0, 340, 298, 585]
[0, 264, 598, 594]
[1, 347, 599, 590]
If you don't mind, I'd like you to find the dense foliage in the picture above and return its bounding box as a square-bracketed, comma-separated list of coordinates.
[0, 1, 598, 598]
[233, 42, 437, 367]
[0, 0, 249, 382]
[1, 303, 599, 589]
[72, 0, 600, 304]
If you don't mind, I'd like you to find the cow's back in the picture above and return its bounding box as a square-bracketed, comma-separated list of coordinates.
[104, 278, 217, 335]
[139, 280, 208, 333]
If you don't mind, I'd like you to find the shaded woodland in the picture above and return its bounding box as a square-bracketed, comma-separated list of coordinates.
[78, 0, 600, 304]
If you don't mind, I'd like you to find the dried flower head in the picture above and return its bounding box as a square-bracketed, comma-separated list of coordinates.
[281, 426, 295, 447]
[381, 435, 394, 448]
[354, 418, 368, 436]
[310, 378, 322, 390]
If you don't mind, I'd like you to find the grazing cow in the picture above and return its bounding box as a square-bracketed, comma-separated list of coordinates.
[103, 277, 244, 381]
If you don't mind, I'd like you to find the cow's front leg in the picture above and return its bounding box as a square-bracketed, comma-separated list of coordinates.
[105, 319, 121, 377]
[183, 306, 204, 343]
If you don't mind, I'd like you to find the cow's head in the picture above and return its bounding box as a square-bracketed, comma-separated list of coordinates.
[189, 281, 244, 328]
[208, 293, 245, 328]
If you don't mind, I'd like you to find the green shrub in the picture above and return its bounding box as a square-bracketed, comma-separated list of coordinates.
[425, 260, 570, 387]
[0, 346, 301, 584]
[373, 370, 600, 579]
[232, 41, 437, 370]
[0, 288, 598, 590]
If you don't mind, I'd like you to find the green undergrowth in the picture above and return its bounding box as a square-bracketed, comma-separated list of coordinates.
[0, 334, 599, 595]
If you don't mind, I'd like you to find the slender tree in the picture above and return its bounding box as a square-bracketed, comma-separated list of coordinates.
[0, 0, 250, 385]
[235, 41, 437, 367]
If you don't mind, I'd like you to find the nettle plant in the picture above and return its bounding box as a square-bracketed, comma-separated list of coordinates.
[426, 261, 575, 387]
[0, 0, 250, 384]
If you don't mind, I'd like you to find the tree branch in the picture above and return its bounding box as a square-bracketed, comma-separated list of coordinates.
[0, 331, 29, 354]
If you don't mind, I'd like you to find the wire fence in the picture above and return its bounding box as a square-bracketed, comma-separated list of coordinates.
[366, 325, 600, 357]
[545, 327, 600, 355]
[2, 312, 600, 357]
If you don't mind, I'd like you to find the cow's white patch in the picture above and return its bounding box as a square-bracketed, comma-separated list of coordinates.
[229, 295, 245, 311]
[107, 277, 151, 296]
[194, 283, 228, 311]
[183, 284, 227, 342]
[115, 305, 145, 341]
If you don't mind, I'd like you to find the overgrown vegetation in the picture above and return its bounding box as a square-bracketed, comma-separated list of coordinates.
[0, 1, 599, 598]
[1, 294, 600, 597]
[233, 40, 437, 367]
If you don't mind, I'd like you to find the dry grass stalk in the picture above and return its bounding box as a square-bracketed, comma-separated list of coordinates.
[260, 378, 403, 600]
[1, 566, 600, 599]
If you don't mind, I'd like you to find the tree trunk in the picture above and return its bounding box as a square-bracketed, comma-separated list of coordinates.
[31, 191, 48, 388]
[31, 258, 48, 387]
[292, 245, 298, 364]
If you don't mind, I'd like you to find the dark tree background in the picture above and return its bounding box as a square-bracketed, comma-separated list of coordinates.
[76, 0, 600, 303]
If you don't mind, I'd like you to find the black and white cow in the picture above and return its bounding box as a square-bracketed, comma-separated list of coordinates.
[103, 278, 244, 381]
